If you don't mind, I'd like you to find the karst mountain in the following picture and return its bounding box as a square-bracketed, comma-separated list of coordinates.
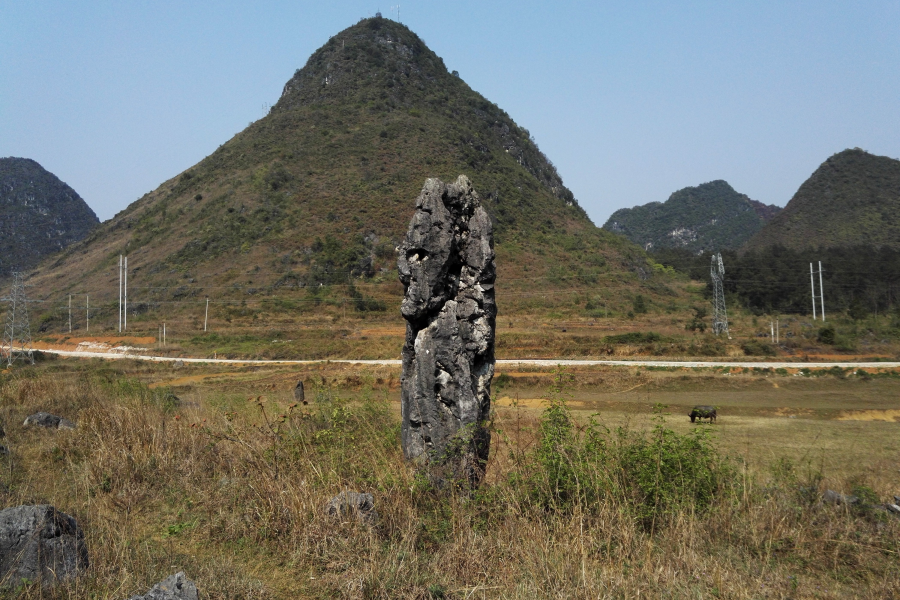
[27, 16, 645, 314]
[0, 157, 99, 274]
[743, 148, 900, 252]
[603, 180, 780, 254]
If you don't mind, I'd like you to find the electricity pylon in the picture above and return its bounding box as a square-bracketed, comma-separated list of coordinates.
[1, 272, 34, 366]
[710, 253, 730, 338]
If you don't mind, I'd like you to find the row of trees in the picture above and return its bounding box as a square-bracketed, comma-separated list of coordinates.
[652, 245, 900, 318]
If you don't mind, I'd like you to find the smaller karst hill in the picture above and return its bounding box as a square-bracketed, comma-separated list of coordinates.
[603, 180, 779, 253]
[0, 157, 99, 274]
[743, 149, 900, 252]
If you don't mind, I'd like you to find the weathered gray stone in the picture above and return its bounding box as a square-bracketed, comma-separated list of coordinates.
[823, 489, 859, 505]
[173, 359, 185, 369]
[22, 412, 75, 430]
[0, 504, 88, 587]
[293, 380, 306, 404]
[397, 176, 496, 487]
[325, 491, 378, 525]
[128, 572, 199, 600]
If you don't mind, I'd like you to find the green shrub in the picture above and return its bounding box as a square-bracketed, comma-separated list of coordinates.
[741, 340, 776, 356]
[603, 332, 663, 345]
[519, 371, 731, 527]
[632, 294, 648, 314]
[818, 326, 836, 345]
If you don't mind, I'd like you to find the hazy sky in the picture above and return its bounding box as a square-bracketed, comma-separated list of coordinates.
[2, 1, 898, 224]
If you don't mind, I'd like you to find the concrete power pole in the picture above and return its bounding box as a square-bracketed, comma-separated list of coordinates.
[810, 263, 817, 320]
[124, 256, 128, 331]
[119, 254, 123, 332]
[818, 261, 825, 321]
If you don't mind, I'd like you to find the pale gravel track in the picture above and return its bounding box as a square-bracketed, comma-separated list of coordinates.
[37, 349, 900, 370]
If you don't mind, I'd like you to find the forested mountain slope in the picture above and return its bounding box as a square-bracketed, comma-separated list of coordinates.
[744, 149, 900, 252]
[604, 180, 779, 253]
[0, 157, 99, 273]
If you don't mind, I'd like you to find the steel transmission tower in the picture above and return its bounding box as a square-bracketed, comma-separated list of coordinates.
[1, 272, 34, 366]
[710, 253, 730, 337]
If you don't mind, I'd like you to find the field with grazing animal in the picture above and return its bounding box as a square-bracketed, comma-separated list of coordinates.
[0, 357, 897, 598]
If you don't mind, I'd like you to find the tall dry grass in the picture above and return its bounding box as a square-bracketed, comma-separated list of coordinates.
[0, 364, 897, 598]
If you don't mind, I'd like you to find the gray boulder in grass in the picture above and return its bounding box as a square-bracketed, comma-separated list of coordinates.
[128, 572, 199, 600]
[23, 412, 75, 430]
[0, 504, 88, 587]
[325, 491, 378, 525]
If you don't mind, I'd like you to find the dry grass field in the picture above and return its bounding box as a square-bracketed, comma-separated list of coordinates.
[0, 358, 898, 598]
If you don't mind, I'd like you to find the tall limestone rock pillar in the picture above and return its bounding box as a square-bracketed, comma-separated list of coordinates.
[397, 176, 496, 487]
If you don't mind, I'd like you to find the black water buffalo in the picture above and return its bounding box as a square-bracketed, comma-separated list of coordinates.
[689, 405, 717, 423]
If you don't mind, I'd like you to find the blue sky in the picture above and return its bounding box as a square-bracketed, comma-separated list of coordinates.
[2, 1, 898, 223]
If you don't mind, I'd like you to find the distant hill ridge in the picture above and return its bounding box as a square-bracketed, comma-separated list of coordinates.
[743, 148, 900, 252]
[603, 180, 780, 253]
[0, 157, 99, 274]
[27, 16, 648, 314]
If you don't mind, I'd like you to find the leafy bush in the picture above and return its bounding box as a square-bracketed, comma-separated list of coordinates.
[632, 294, 648, 314]
[741, 340, 776, 356]
[517, 370, 732, 527]
[603, 332, 663, 345]
[818, 326, 836, 345]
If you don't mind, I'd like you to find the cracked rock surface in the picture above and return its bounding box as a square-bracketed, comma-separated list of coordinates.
[0, 504, 88, 587]
[397, 176, 496, 487]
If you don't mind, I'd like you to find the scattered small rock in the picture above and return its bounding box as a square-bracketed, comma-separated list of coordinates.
[325, 491, 378, 525]
[173, 360, 185, 369]
[0, 504, 89, 587]
[22, 412, 75, 430]
[823, 489, 859, 505]
[293, 381, 306, 404]
[128, 572, 199, 600]
[886, 504, 900, 515]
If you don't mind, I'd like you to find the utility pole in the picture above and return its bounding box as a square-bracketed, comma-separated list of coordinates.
[776, 319, 779, 344]
[1, 272, 34, 366]
[818, 261, 825, 321]
[770, 321, 774, 343]
[810, 263, 817, 320]
[68, 294, 72, 333]
[204, 298, 209, 332]
[163, 322, 166, 347]
[118, 254, 123, 332]
[124, 256, 128, 331]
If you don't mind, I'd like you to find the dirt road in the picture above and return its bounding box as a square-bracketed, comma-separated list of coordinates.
[37, 348, 900, 369]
